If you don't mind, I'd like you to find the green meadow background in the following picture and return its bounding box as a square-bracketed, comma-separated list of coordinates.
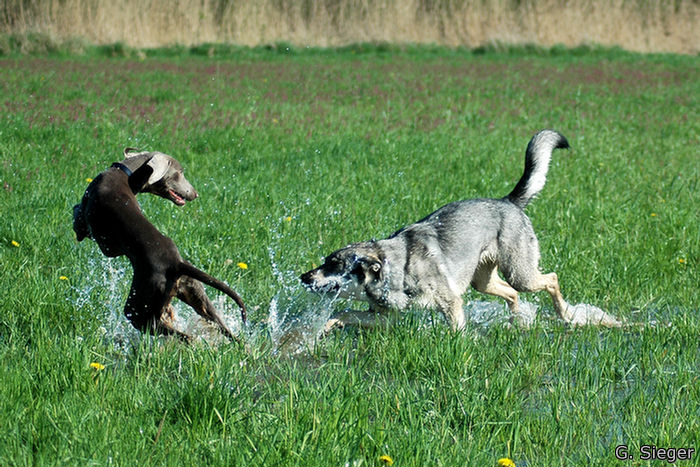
[0, 43, 698, 466]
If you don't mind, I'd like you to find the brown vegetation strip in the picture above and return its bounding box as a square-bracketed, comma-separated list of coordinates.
[2, 0, 698, 54]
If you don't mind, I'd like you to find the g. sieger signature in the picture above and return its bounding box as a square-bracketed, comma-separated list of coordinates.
[615, 444, 695, 463]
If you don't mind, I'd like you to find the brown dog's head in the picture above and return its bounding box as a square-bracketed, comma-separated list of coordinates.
[122, 148, 198, 206]
[300, 242, 384, 301]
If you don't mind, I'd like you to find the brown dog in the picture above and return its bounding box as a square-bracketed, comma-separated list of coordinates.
[73, 148, 246, 341]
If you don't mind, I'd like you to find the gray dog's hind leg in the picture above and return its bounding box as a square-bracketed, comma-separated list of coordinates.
[511, 271, 572, 323]
[471, 262, 531, 326]
[526, 272, 571, 321]
[498, 239, 572, 324]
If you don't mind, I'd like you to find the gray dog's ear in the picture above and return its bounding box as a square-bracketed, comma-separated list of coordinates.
[354, 254, 382, 276]
[145, 153, 171, 185]
[124, 147, 143, 158]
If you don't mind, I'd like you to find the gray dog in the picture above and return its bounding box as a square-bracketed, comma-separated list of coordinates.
[301, 130, 589, 331]
[73, 148, 246, 341]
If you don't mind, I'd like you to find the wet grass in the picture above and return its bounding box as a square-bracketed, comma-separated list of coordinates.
[0, 46, 698, 466]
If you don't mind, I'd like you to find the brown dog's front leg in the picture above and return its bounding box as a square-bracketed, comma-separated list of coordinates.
[123, 273, 190, 341]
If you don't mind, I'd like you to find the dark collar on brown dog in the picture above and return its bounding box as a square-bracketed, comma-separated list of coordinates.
[111, 162, 133, 177]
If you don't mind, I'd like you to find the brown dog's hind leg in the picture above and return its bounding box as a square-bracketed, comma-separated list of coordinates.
[174, 276, 239, 342]
[157, 304, 192, 341]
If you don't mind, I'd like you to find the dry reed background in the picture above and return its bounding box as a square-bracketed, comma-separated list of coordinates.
[1, 0, 698, 54]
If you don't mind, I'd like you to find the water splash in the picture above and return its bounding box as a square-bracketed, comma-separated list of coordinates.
[464, 298, 630, 328]
[69, 254, 140, 354]
[69, 251, 247, 352]
[68, 214, 634, 358]
[266, 215, 342, 355]
[464, 299, 538, 328]
[268, 285, 338, 356]
[464, 299, 511, 326]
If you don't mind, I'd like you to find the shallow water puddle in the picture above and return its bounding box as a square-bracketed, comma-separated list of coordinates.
[71, 245, 632, 357]
[465, 299, 630, 329]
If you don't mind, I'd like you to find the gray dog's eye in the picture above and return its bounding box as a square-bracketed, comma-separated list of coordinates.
[350, 264, 365, 281]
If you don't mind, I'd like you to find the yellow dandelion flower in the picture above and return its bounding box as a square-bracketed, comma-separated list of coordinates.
[678, 258, 686, 264]
[237, 262, 248, 270]
[89, 362, 105, 371]
[86, 177, 93, 183]
[285, 216, 292, 222]
[650, 213, 657, 217]
[59, 276, 68, 281]
[379, 455, 394, 466]
[497, 458, 515, 467]
[11, 240, 20, 247]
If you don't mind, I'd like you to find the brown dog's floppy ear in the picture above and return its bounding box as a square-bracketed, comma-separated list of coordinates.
[145, 153, 171, 185]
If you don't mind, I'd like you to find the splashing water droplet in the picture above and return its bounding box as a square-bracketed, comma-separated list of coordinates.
[68, 253, 140, 355]
[265, 221, 334, 355]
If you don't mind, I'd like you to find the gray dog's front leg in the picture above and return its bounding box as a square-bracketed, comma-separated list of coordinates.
[323, 307, 400, 333]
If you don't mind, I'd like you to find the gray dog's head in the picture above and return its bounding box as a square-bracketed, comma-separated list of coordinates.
[300, 242, 385, 301]
[121, 148, 198, 206]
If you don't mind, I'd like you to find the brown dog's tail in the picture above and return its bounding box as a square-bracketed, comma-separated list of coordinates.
[178, 262, 247, 323]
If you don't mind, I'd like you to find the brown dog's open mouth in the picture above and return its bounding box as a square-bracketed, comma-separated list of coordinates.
[168, 189, 186, 206]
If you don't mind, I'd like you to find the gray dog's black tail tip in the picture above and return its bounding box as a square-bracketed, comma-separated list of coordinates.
[506, 129, 570, 210]
[554, 134, 570, 150]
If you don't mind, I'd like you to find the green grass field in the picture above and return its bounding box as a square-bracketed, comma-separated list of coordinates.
[0, 45, 698, 466]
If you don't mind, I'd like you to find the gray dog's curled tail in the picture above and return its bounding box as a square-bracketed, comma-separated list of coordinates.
[505, 129, 570, 210]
